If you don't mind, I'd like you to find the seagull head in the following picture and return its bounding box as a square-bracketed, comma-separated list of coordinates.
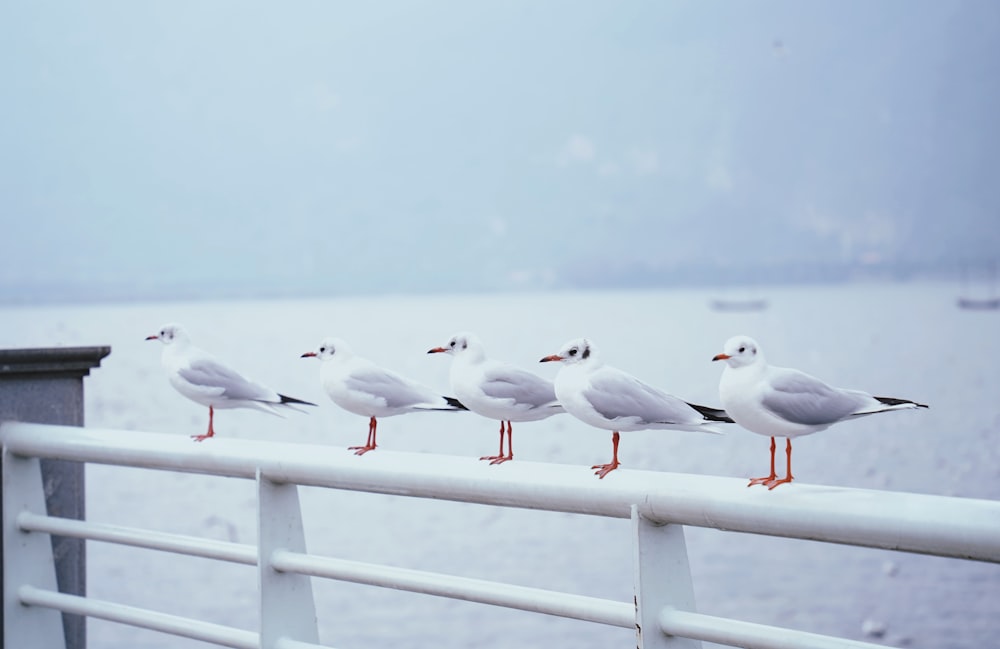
[427, 331, 484, 359]
[301, 337, 351, 362]
[712, 335, 762, 369]
[540, 337, 596, 365]
[145, 323, 188, 346]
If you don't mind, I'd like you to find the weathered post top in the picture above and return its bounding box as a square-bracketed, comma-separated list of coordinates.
[0, 346, 111, 379]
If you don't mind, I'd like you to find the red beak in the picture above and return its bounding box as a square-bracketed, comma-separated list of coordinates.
[427, 347, 447, 354]
[301, 351, 317, 358]
[539, 354, 563, 363]
[145, 335, 159, 341]
[712, 353, 730, 361]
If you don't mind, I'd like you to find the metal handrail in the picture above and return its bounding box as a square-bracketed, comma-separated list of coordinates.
[16, 512, 256, 565]
[4, 420, 1000, 649]
[18, 586, 259, 649]
[3, 422, 999, 562]
[269, 549, 636, 628]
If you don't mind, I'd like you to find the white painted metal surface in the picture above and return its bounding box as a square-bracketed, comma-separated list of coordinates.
[16, 512, 256, 565]
[257, 472, 319, 649]
[3, 420, 1000, 649]
[658, 608, 887, 649]
[269, 548, 635, 628]
[18, 586, 258, 649]
[632, 506, 700, 648]
[3, 423, 999, 562]
[2, 451, 67, 649]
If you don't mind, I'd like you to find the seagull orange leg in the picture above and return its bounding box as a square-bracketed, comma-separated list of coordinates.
[192, 406, 215, 442]
[489, 422, 514, 465]
[350, 416, 378, 455]
[592, 431, 621, 479]
[480, 421, 507, 463]
[765, 439, 794, 489]
[748, 436, 777, 486]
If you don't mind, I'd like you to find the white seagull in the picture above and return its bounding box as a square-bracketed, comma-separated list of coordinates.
[428, 332, 564, 464]
[540, 338, 731, 478]
[713, 335, 928, 489]
[146, 323, 316, 442]
[302, 337, 466, 454]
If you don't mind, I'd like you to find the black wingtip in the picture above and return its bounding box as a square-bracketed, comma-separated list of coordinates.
[444, 396, 469, 411]
[874, 396, 929, 409]
[279, 394, 318, 407]
[687, 402, 735, 423]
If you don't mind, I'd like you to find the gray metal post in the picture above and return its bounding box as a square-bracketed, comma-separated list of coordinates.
[0, 346, 111, 649]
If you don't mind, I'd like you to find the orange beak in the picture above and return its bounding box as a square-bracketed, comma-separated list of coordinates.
[427, 347, 447, 354]
[301, 351, 317, 358]
[712, 353, 730, 362]
[539, 354, 563, 363]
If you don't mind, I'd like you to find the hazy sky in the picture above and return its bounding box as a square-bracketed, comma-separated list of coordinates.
[2, 1, 998, 300]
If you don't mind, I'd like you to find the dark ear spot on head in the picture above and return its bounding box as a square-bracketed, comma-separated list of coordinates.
[582, 345, 590, 359]
[462, 340, 467, 349]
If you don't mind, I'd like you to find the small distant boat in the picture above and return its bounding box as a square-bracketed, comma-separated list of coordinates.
[957, 262, 1000, 311]
[710, 298, 769, 312]
[957, 296, 1000, 311]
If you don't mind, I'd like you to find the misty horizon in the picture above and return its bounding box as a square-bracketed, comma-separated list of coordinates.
[2, 2, 998, 304]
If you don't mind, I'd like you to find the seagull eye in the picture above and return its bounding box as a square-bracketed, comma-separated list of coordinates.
[568, 348, 578, 356]
[738, 346, 746, 353]
[450, 340, 456, 347]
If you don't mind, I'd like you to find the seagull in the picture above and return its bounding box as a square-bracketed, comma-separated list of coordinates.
[145, 323, 316, 442]
[540, 338, 730, 478]
[302, 337, 466, 454]
[428, 332, 564, 464]
[713, 335, 928, 489]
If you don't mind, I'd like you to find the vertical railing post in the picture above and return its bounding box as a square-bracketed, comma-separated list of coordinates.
[632, 505, 702, 649]
[3, 450, 69, 649]
[257, 469, 319, 648]
[0, 345, 110, 649]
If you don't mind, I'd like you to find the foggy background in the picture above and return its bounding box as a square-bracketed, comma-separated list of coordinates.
[2, 1, 999, 303]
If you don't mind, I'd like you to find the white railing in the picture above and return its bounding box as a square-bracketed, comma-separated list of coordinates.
[3, 421, 1000, 649]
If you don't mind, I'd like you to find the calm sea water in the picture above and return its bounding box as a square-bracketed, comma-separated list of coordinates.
[3, 281, 999, 648]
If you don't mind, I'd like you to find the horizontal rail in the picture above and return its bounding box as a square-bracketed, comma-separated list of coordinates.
[14, 510, 631, 629]
[270, 549, 635, 628]
[659, 608, 885, 649]
[4, 422, 999, 564]
[18, 586, 259, 649]
[17, 512, 256, 565]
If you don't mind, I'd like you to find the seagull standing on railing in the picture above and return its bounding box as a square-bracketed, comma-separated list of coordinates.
[712, 335, 928, 489]
[302, 337, 467, 455]
[428, 332, 564, 464]
[146, 323, 316, 442]
[540, 338, 731, 478]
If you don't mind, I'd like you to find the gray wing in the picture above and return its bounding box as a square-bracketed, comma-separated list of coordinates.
[479, 367, 558, 408]
[761, 368, 868, 426]
[178, 359, 276, 402]
[345, 369, 440, 409]
[585, 371, 698, 425]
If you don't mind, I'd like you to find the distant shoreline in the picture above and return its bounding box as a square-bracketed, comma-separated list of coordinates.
[0, 264, 965, 307]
